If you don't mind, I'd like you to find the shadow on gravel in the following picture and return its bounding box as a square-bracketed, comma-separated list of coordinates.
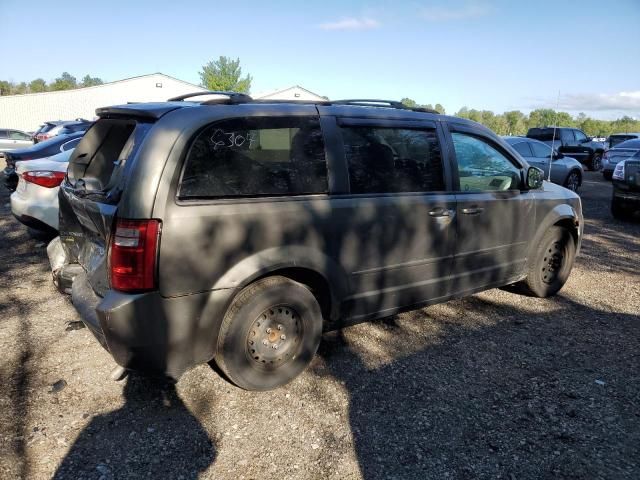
[316, 294, 640, 479]
[53, 374, 216, 479]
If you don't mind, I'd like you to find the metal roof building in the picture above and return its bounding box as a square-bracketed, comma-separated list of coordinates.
[0, 74, 326, 132]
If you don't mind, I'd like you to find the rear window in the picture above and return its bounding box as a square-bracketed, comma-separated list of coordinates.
[179, 116, 327, 199]
[67, 119, 148, 194]
[527, 128, 558, 142]
[614, 139, 640, 149]
[610, 135, 638, 148]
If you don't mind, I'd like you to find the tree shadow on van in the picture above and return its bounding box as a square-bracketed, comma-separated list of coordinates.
[53, 374, 215, 479]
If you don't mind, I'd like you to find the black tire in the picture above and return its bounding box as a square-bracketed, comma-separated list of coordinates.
[563, 170, 581, 193]
[611, 197, 629, 220]
[216, 276, 323, 391]
[603, 171, 613, 181]
[522, 227, 576, 298]
[589, 152, 602, 171]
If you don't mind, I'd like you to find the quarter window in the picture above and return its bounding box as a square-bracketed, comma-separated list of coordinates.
[452, 133, 521, 192]
[340, 126, 445, 194]
[511, 141, 533, 157]
[180, 117, 327, 199]
[530, 141, 552, 158]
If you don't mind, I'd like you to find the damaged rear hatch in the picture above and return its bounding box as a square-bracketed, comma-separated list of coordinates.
[57, 117, 153, 296]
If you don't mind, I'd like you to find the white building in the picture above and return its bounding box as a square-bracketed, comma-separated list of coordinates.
[0, 74, 327, 132]
[253, 85, 327, 102]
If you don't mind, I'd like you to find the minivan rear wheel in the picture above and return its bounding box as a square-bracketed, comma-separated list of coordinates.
[216, 276, 322, 391]
[522, 226, 576, 297]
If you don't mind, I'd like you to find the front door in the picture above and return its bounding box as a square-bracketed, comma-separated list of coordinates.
[446, 125, 535, 294]
[327, 117, 457, 319]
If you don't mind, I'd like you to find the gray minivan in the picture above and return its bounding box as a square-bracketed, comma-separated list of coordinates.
[51, 94, 583, 390]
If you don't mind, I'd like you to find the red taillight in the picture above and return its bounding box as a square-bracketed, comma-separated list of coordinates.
[109, 219, 161, 292]
[22, 171, 65, 188]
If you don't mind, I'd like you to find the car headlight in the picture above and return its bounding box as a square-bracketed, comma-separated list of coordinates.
[612, 162, 625, 180]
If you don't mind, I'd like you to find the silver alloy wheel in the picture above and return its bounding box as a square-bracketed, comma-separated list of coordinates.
[565, 172, 580, 192]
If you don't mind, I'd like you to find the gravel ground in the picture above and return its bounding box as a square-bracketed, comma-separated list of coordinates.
[0, 172, 638, 480]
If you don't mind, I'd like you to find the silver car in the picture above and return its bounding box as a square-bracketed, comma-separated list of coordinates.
[503, 136, 584, 192]
[0, 129, 33, 154]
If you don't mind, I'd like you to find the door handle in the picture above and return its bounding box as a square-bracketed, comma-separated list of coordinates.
[461, 206, 484, 215]
[428, 207, 452, 217]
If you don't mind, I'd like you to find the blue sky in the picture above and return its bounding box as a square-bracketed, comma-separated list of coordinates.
[1, 0, 639, 119]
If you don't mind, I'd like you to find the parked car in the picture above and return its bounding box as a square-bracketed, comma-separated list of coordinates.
[610, 140, 640, 219]
[602, 137, 640, 180]
[11, 149, 72, 233]
[527, 127, 605, 171]
[32, 121, 65, 143]
[608, 132, 640, 149]
[502, 136, 583, 192]
[3, 131, 83, 191]
[34, 119, 92, 143]
[50, 94, 582, 391]
[0, 129, 34, 155]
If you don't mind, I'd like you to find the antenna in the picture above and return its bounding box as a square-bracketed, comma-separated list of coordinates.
[548, 90, 560, 181]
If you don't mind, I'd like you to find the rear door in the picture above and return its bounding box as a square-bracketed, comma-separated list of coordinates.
[59, 119, 151, 295]
[327, 116, 456, 318]
[559, 129, 585, 164]
[445, 122, 535, 294]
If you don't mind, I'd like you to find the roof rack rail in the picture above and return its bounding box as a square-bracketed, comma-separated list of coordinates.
[330, 99, 439, 114]
[331, 99, 406, 108]
[168, 91, 253, 103]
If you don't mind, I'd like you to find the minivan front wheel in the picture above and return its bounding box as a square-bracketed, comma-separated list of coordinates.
[216, 276, 322, 391]
[522, 226, 576, 297]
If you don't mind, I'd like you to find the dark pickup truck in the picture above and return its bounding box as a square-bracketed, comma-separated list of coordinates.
[527, 127, 605, 171]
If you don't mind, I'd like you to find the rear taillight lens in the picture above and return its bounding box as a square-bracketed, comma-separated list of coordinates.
[109, 219, 161, 292]
[22, 171, 65, 188]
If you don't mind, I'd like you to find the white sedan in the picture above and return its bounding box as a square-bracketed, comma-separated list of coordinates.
[10, 149, 72, 232]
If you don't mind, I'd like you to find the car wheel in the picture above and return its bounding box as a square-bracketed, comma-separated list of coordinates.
[216, 276, 323, 391]
[522, 226, 576, 298]
[589, 152, 602, 171]
[564, 171, 581, 193]
[603, 171, 613, 181]
[611, 197, 629, 220]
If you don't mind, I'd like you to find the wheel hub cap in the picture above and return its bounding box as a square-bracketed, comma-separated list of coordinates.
[247, 306, 301, 367]
[542, 242, 564, 284]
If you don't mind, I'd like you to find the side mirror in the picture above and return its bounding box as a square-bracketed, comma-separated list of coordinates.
[527, 166, 544, 189]
[553, 151, 564, 160]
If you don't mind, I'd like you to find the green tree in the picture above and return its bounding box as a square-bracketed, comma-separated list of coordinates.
[80, 75, 104, 87]
[50, 72, 77, 91]
[0, 81, 13, 95]
[29, 78, 48, 92]
[401, 97, 418, 108]
[12, 82, 28, 95]
[504, 110, 526, 135]
[528, 108, 557, 128]
[199, 56, 252, 93]
[434, 103, 446, 114]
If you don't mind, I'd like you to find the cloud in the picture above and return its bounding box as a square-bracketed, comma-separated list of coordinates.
[555, 91, 640, 112]
[420, 2, 491, 21]
[318, 17, 380, 31]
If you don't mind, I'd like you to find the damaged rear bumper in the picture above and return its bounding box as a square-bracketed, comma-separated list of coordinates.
[70, 271, 235, 379]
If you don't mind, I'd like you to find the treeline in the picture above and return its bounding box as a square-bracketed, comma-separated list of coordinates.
[0, 72, 104, 96]
[401, 98, 640, 138]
